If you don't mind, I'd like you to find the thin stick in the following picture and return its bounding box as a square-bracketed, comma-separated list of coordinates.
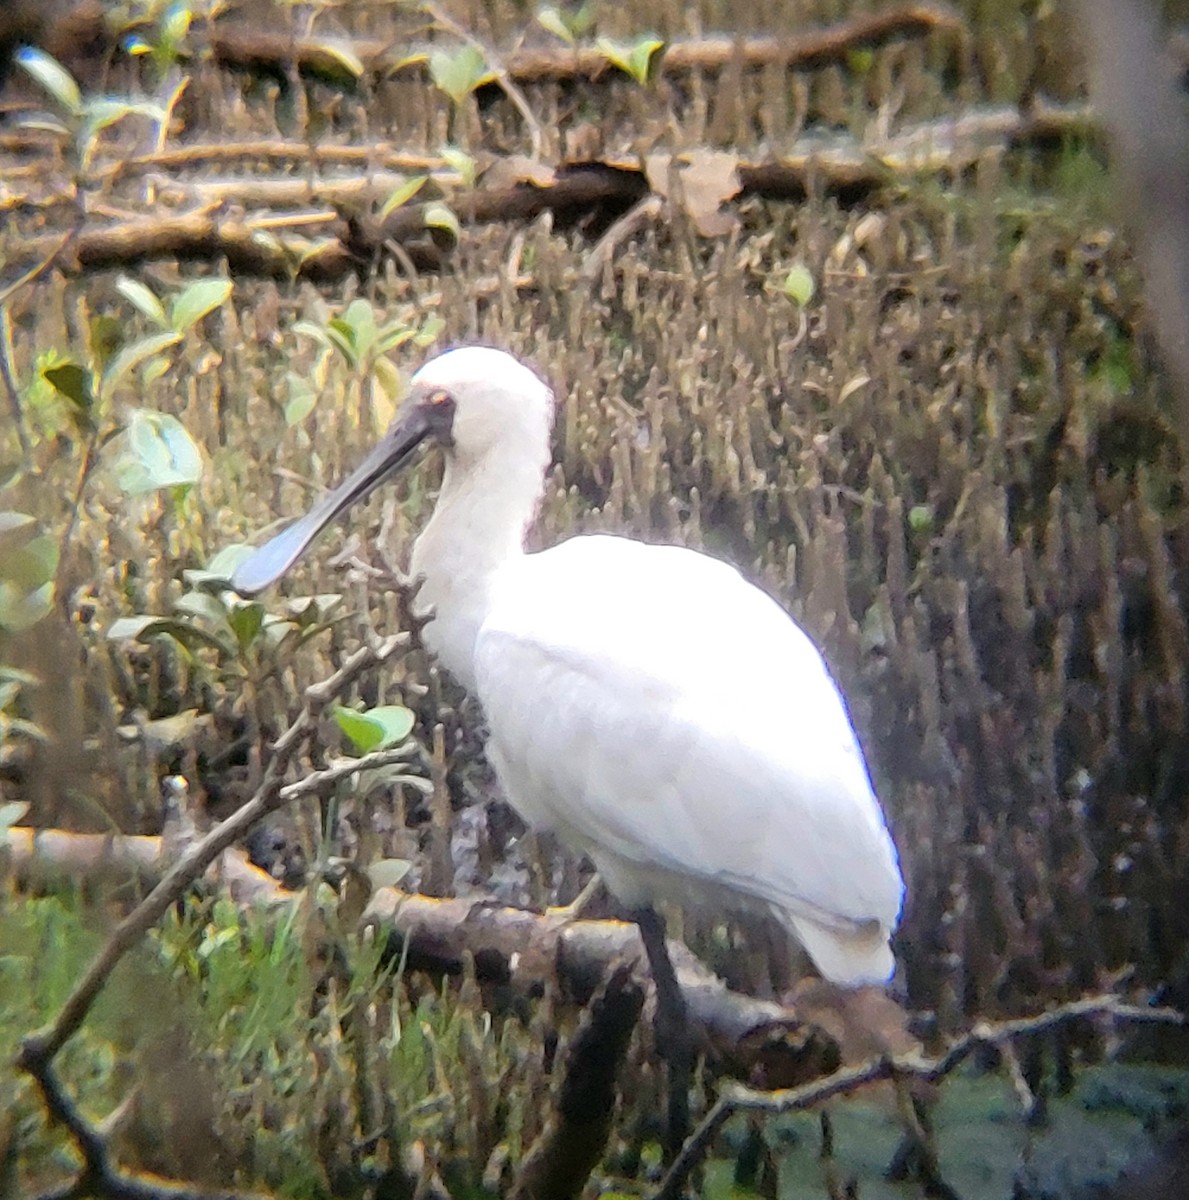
[652, 993, 1186, 1199]
[0, 306, 30, 458]
[0, 224, 80, 307]
[423, 3, 545, 161]
[16, 634, 409, 1071]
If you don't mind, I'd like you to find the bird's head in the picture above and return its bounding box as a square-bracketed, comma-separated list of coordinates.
[230, 346, 554, 596]
[410, 346, 554, 467]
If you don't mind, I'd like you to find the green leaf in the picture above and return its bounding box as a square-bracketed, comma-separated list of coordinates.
[170, 278, 232, 334]
[428, 43, 489, 106]
[284, 593, 344, 625]
[162, 3, 192, 47]
[423, 202, 460, 238]
[143, 356, 173, 388]
[16, 48, 82, 117]
[284, 372, 319, 426]
[414, 313, 446, 347]
[102, 330, 182, 393]
[0, 580, 54, 632]
[334, 704, 415, 754]
[291, 319, 331, 349]
[365, 705, 415, 748]
[116, 276, 169, 328]
[440, 144, 477, 187]
[310, 38, 365, 79]
[182, 568, 230, 591]
[908, 504, 934, 534]
[367, 858, 413, 889]
[597, 36, 663, 85]
[379, 175, 428, 222]
[41, 362, 94, 414]
[537, 6, 576, 44]
[782, 263, 816, 307]
[89, 314, 123, 370]
[372, 356, 403, 403]
[846, 47, 875, 75]
[326, 318, 361, 365]
[375, 325, 417, 355]
[335, 707, 383, 754]
[107, 613, 230, 655]
[227, 601, 265, 651]
[204, 544, 253, 582]
[107, 615, 165, 641]
[1, 535, 59, 590]
[113, 409, 203, 495]
[173, 590, 228, 625]
[0, 800, 31, 832]
[81, 98, 165, 137]
[0, 514, 36, 564]
[340, 298, 378, 345]
[568, 2, 597, 38]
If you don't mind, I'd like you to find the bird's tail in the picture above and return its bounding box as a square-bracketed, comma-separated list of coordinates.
[784, 910, 895, 987]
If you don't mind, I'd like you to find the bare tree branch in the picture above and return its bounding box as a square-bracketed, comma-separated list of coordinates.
[14, 632, 414, 1199]
[510, 963, 645, 1200]
[652, 994, 1186, 1200]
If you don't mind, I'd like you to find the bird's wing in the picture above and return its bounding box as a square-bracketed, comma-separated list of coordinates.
[474, 536, 903, 943]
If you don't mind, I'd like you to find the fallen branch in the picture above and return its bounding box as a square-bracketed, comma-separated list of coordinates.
[5, 103, 1096, 281]
[7, 821, 848, 1086]
[363, 889, 845, 1087]
[204, 5, 964, 87]
[652, 994, 1188, 1200]
[19, 206, 358, 281]
[3, 826, 290, 905]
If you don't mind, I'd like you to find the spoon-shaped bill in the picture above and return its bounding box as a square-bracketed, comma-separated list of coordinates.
[231, 405, 433, 596]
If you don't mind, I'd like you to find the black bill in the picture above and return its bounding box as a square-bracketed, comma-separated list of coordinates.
[231, 403, 434, 596]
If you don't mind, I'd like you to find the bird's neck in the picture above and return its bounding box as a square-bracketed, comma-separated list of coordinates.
[409, 446, 546, 689]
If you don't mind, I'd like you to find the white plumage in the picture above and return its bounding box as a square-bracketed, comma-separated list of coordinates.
[234, 345, 904, 986]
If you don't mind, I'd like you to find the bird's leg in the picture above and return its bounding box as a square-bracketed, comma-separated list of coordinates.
[633, 906, 692, 1162]
[545, 872, 606, 922]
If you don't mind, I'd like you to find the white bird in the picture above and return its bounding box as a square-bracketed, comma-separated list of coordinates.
[233, 346, 904, 1146]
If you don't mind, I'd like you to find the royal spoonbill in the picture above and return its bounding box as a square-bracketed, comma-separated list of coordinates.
[233, 345, 904, 1152]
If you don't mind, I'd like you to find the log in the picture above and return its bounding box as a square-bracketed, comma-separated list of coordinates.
[3, 826, 291, 905]
[6, 103, 1097, 282]
[363, 889, 844, 1088]
[5, 824, 847, 1086]
[205, 5, 965, 87]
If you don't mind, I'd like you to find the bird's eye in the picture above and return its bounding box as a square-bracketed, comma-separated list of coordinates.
[423, 389, 456, 444]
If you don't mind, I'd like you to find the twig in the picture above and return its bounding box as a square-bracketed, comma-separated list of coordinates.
[15, 633, 410, 1199]
[0, 304, 30, 458]
[0, 223, 80, 307]
[278, 745, 422, 801]
[652, 993, 1186, 1199]
[28, 1058, 266, 1200]
[424, 3, 545, 161]
[582, 194, 665, 280]
[510, 963, 645, 1200]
